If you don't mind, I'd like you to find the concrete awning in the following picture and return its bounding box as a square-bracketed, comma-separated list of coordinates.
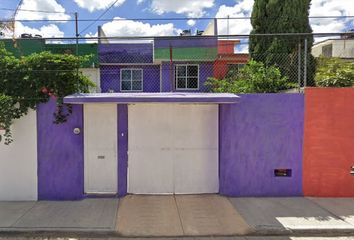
[64, 92, 239, 104]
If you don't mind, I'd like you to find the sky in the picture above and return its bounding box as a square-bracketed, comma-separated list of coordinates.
[1, 0, 353, 42]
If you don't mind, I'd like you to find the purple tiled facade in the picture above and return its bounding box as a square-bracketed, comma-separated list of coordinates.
[219, 94, 304, 197]
[99, 43, 153, 63]
[100, 65, 160, 92]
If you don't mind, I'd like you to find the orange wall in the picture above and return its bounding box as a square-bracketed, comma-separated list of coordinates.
[218, 40, 239, 54]
[303, 88, 354, 197]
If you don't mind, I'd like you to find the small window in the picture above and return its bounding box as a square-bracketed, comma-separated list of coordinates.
[175, 65, 199, 90]
[120, 69, 143, 91]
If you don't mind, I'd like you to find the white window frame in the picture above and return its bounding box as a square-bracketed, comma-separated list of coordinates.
[175, 64, 199, 90]
[120, 68, 143, 92]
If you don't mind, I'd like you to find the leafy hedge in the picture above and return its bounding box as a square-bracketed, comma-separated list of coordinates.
[315, 56, 354, 87]
[0, 43, 95, 144]
[206, 60, 296, 93]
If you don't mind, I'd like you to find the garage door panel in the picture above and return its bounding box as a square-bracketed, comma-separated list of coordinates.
[172, 105, 218, 148]
[128, 150, 174, 194]
[174, 149, 219, 194]
[128, 104, 171, 148]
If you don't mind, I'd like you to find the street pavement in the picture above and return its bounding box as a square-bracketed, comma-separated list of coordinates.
[1, 196, 354, 237]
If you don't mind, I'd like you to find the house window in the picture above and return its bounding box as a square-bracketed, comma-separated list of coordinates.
[175, 65, 199, 90]
[120, 69, 143, 91]
[227, 63, 245, 73]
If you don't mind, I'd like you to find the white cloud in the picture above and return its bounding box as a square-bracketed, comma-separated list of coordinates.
[137, 0, 146, 5]
[3, 22, 64, 38]
[187, 19, 196, 27]
[150, 0, 214, 17]
[215, 0, 253, 35]
[215, 0, 353, 36]
[85, 17, 181, 42]
[310, 0, 354, 34]
[16, 0, 70, 21]
[73, 0, 125, 12]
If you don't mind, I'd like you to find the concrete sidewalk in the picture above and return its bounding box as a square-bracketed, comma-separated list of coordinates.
[1, 196, 354, 237]
[0, 199, 118, 234]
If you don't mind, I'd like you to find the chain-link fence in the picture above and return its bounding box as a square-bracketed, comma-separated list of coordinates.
[1, 33, 353, 94]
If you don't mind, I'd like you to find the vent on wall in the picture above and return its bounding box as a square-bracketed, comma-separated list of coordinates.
[351, 166, 354, 175]
[274, 169, 292, 177]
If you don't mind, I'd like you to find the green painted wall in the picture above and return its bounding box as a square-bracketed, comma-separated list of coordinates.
[155, 47, 217, 61]
[45, 43, 98, 68]
[1, 39, 45, 58]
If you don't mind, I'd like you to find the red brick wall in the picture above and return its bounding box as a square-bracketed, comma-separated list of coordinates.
[303, 88, 354, 196]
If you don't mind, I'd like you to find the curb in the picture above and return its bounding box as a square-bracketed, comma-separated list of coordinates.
[2, 228, 354, 238]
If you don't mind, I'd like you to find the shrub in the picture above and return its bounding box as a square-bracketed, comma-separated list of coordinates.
[0, 44, 95, 144]
[206, 60, 296, 93]
[315, 56, 354, 87]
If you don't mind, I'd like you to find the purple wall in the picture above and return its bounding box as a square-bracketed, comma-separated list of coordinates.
[154, 37, 217, 48]
[118, 104, 128, 196]
[161, 62, 213, 92]
[100, 65, 160, 93]
[37, 99, 84, 200]
[99, 43, 153, 63]
[219, 94, 304, 197]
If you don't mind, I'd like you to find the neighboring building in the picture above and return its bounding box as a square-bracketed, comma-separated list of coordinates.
[1, 38, 44, 57]
[99, 37, 218, 93]
[1, 39, 100, 92]
[214, 40, 249, 79]
[45, 43, 100, 92]
[312, 30, 354, 59]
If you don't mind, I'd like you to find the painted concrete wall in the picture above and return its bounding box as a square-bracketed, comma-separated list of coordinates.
[99, 43, 153, 63]
[37, 100, 84, 200]
[0, 110, 38, 201]
[117, 104, 128, 197]
[219, 94, 304, 197]
[303, 88, 354, 197]
[81, 68, 100, 92]
[161, 62, 213, 92]
[154, 38, 217, 61]
[312, 39, 354, 58]
[100, 65, 160, 93]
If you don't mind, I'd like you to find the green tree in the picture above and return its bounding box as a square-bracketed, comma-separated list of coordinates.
[206, 60, 296, 93]
[249, 0, 315, 85]
[0, 44, 95, 144]
[315, 57, 354, 87]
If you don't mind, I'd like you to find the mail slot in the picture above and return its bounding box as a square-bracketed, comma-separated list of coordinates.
[274, 169, 292, 177]
[351, 166, 354, 175]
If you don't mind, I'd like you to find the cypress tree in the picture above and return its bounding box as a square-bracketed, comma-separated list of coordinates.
[249, 0, 315, 86]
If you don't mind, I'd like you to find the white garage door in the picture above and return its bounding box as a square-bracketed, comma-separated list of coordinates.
[128, 104, 219, 194]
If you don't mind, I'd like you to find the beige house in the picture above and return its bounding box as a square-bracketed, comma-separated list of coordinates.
[312, 31, 354, 59]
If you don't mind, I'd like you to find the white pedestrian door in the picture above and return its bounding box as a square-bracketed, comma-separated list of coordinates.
[84, 104, 117, 194]
[128, 104, 219, 194]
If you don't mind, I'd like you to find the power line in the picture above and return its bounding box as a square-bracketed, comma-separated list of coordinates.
[0, 7, 72, 14]
[79, 0, 120, 35]
[0, 15, 354, 23]
[0, 32, 348, 41]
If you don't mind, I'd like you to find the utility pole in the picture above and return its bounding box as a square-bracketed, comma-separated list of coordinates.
[227, 15, 230, 37]
[304, 38, 308, 88]
[75, 12, 79, 80]
[75, 12, 79, 56]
